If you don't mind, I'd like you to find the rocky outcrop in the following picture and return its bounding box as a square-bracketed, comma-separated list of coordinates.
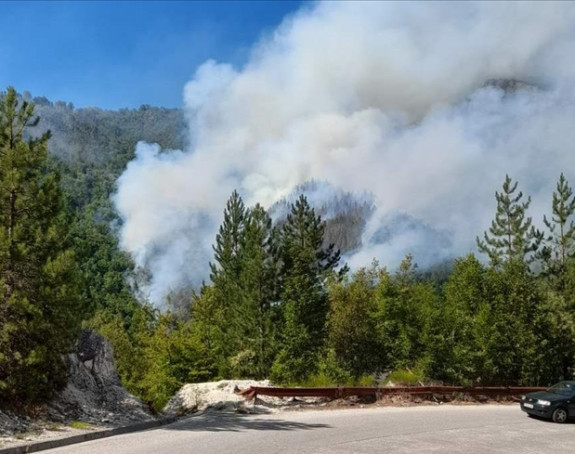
[1, 330, 154, 438]
[47, 329, 153, 425]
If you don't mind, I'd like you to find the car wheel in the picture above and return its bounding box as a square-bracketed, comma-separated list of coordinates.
[552, 407, 568, 423]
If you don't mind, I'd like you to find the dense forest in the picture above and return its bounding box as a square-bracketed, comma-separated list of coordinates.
[1, 87, 574, 412]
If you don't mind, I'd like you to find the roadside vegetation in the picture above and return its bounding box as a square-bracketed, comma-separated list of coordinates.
[1, 87, 574, 412]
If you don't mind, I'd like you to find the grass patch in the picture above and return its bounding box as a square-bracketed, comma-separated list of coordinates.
[355, 374, 377, 387]
[383, 368, 425, 386]
[292, 373, 378, 388]
[69, 421, 91, 430]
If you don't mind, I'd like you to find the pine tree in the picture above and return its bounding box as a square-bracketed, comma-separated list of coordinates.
[271, 195, 343, 383]
[208, 190, 246, 375]
[210, 190, 246, 285]
[477, 175, 542, 267]
[233, 204, 278, 378]
[0, 87, 80, 405]
[540, 173, 575, 287]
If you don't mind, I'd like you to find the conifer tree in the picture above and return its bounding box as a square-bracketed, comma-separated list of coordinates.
[540, 173, 575, 286]
[477, 175, 542, 267]
[209, 190, 246, 374]
[0, 87, 80, 405]
[233, 204, 278, 378]
[271, 195, 343, 383]
[210, 190, 246, 284]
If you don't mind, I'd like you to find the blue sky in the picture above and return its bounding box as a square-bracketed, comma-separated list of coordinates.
[0, 1, 304, 110]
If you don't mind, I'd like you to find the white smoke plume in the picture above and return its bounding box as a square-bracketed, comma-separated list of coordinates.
[113, 1, 575, 305]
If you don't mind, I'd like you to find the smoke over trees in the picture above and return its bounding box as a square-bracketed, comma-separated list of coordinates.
[3, 96, 575, 409]
[113, 2, 575, 306]
[121, 177, 575, 404]
[5, 1, 575, 413]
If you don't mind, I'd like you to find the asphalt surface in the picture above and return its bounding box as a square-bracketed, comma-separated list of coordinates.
[41, 405, 575, 454]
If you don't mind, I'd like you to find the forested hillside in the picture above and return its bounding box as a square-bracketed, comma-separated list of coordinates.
[0, 90, 188, 407]
[1, 88, 575, 413]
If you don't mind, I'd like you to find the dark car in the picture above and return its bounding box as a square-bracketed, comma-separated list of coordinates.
[520, 381, 575, 423]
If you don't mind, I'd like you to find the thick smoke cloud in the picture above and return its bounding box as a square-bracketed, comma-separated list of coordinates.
[113, 1, 575, 305]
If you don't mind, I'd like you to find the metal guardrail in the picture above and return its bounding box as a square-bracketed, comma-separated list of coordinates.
[237, 385, 547, 401]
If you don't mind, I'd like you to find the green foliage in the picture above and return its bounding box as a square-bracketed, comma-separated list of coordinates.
[477, 174, 542, 266]
[31, 98, 185, 166]
[486, 261, 543, 384]
[81, 170, 575, 397]
[316, 348, 353, 385]
[189, 285, 227, 378]
[326, 263, 385, 378]
[88, 304, 155, 399]
[532, 292, 575, 383]
[291, 349, 375, 387]
[375, 254, 435, 372]
[233, 204, 279, 378]
[540, 173, 575, 289]
[69, 421, 91, 430]
[91, 306, 216, 411]
[428, 254, 495, 385]
[70, 209, 139, 318]
[209, 190, 246, 374]
[0, 88, 81, 405]
[384, 368, 425, 386]
[207, 192, 280, 378]
[6, 87, 575, 406]
[271, 195, 344, 384]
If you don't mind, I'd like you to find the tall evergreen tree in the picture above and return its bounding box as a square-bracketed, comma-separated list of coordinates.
[540, 173, 575, 287]
[477, 175, 542, 266]
[210, 190, 246, 285]
[0, 87, 80, 405]
[208, 190, 247, 375]
[233, 204, 278, 378]
[271, 195, 343, 383]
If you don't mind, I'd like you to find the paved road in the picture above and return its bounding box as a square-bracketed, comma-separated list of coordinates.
[44, 405, 575, 454]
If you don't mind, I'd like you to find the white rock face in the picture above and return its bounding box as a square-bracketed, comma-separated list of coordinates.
[164, 380, 279, 415]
